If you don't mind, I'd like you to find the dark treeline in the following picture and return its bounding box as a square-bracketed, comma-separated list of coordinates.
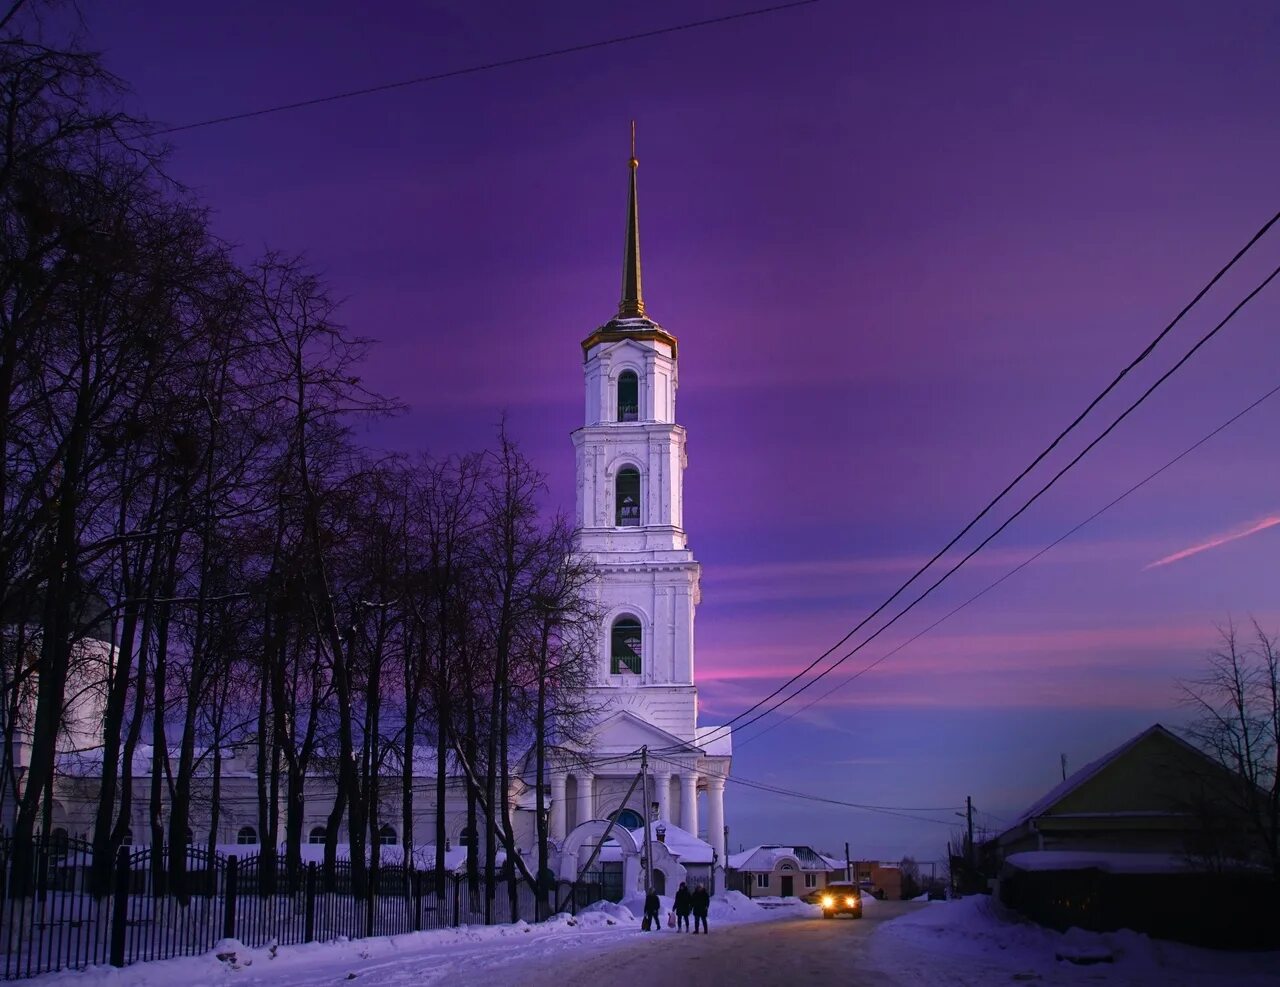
[0, 10, 600, 901]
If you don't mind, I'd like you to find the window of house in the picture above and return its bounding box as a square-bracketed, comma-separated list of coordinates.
[755, 873, 768, 889]
[459, 826, 476, 848]
[804, 873, 817, 888]
[237, 826, 257, 845]
[308, 826, 326, 845]
[617, 371, 638, 422]
[378, 825, 397, 846]
[611, 616, 642, 674]
[615, 467, 640, 526]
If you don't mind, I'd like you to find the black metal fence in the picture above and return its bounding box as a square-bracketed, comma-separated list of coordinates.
[0, 835, 593, 980]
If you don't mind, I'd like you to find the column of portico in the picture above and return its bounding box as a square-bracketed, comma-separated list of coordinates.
[582, 771, 595, 822]
[707, 775, 725, 861]
[655, 769, 671, 823]
[680, 773, 697, 835]
[549, 772, 567, 841]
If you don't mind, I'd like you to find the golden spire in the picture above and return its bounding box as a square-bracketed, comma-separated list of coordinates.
[618, 119, 646, 319]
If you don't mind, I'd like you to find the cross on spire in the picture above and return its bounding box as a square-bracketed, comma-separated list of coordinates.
[618, 119, 646, 319]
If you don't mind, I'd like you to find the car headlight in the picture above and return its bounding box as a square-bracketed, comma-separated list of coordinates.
[821, 895, 834, 908]
[845, 896, 856, 906]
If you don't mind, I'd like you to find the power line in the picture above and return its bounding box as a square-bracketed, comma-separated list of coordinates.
[698, 259, 1280, 746]
[139, 1, 821, 139]
[733, 376, 1280, 749]
[644, 751, 961, 825]
[684, 211, 1280, 753]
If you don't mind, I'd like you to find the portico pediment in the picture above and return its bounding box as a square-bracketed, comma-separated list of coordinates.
[588, 710, 700, 755]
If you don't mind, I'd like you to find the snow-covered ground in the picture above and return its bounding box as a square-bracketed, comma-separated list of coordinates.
[24, 892, 813, 987]
[24, 890, 1279, 987]
[869, 895, 1280, 986]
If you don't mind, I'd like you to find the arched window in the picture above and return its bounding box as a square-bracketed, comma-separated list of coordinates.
[617, 371, 638, 422]
[610, 808, 644, 830]
[237, 826, 257, 845]
[378, 824, 397, 846]
[615, 467, 640, 526]
[611, 616, 641, 675]
[459, 826, 477, 848]
[308, 826, 327, 845]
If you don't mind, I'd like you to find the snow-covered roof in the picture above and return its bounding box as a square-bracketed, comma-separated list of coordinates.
[628, 822, 714, 864]
[695, 725, 733, 757]
[998, 723, 1209, 841]
[727, 845, 835, 872]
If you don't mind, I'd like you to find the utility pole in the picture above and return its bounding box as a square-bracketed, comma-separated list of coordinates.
[966, 795, 975, 874]
[845, 841, 852, 883]
[641, 747, 653, 894]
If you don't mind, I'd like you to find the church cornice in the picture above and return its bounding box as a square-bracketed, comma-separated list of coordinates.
[581, 320, 678, 361]
[571, 421, 686, 440]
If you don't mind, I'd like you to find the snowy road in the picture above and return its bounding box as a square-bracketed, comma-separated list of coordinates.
[509, 902, 919, 987]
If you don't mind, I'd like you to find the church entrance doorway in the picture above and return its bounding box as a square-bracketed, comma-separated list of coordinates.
[780, 875, 793, 898]
[653, 869, 666, 894]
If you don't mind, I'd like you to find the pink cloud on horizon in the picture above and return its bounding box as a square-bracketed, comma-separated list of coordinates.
[689, 616, 1226, 717]
[1145, 515, 1280, 570]
[696, 620, 1208, 683]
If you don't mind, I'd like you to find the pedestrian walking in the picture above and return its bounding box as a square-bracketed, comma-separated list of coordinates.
[691, 883, 710, 934]
[673, 881, 692, 932]
[644, 888, 661, 932]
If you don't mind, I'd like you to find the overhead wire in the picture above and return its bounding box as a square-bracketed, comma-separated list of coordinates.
[135, 1, 821, 139]
[644, 750, 962, 825]
[674, 208, 1280, 752]
[693, 258, 1280, 747]
[732, 376, 1280, 749]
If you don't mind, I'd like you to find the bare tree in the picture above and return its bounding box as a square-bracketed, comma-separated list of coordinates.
[1180, 619, 1280, 876]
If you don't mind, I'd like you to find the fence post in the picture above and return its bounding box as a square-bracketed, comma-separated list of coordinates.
[223, 855, 239, 940]
[365, 867, 375, 939]
[304, 862, 317, 943]
[109, 846, 130, 968]
[452, 875, 460, 928]
[412, 870, 422, 932]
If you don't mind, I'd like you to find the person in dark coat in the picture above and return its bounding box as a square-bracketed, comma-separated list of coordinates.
[673, 881, 692, 932]
[643, 888, 661, 931]
[691, 883, 710, 934]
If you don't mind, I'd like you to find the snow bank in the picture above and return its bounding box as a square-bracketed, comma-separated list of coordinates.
[869, 894, 1280, 986]
[578, 899, 638, 925]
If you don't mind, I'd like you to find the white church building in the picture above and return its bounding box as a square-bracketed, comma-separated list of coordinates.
[20, 137, 731, 896]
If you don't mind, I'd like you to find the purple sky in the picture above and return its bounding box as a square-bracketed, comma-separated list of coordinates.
[84, 0, 1280, 860]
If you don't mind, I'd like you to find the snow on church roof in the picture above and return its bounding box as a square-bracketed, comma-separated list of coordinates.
[628, 822, 715, 864]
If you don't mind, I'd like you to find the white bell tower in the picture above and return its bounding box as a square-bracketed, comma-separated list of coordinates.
[571, 126, 700, 739]
[554, 126, 730, 866]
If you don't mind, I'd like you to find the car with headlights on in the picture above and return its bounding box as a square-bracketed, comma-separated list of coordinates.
[817, 881, 862, 919]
